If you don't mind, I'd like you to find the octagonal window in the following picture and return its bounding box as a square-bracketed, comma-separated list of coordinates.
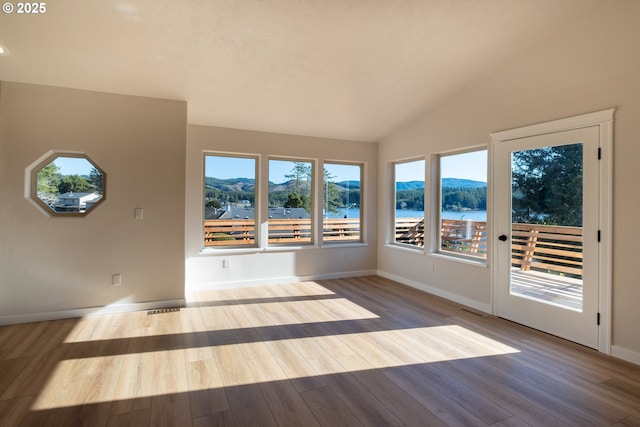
[30, 153, 106, 216]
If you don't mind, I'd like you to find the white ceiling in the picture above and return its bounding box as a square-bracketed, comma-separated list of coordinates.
[0, 1, 607, 142]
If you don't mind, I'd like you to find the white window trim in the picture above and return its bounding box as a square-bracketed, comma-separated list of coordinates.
[431, 146, 488, 264]
[202, 152, 260, 250]
[321, 160, 365, 245]
[389, 157, 426, 249]
[267, 157, 316, 247]
[490, 108, 614, 355]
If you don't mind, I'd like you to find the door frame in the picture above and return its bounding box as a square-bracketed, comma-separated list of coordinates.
[490, 109, 614, 354]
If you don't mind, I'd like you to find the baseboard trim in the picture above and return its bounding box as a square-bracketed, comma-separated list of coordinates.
[186, 269, 378, 291]
[0, 298, 187, 326]
[611, 345, 640, 366]
[377, 270, 492, 314]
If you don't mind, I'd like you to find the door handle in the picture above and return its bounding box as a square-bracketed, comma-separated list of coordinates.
[498, 234, 508, 241]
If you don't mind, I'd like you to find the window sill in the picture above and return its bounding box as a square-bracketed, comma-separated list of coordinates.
[264, 244, 319, 252]
[430, 251, 488, 267]
[199, 247, 262, 256]
[320, 242, 368, 249]
[384, 243, 425, 255]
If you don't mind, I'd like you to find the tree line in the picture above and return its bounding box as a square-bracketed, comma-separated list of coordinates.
[206, 163, 361, 215]
[395, 187, 487, 212]
[36, 162, 103, 204]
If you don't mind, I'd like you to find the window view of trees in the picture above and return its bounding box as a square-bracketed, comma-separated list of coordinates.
[204, 155, 257, 214]
[34, 155, 105, 214]
[511, 143, 583, 226]
[323, 163, 362, 242]
[438, 150, 488, 258]
[203, 155, 367, 247]
[268, 159, 314, 244]
[269, 160, 313, 214]
[393, 160, 425, 246]
[204, 155, 258, 247]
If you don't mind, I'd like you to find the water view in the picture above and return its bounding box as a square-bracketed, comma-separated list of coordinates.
[326, 208, 487, 221]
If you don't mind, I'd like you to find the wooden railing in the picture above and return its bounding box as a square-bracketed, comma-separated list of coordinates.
[322, 218, 361, 242]
[268, 218, 313, 244]
[204, 219, 256, 246]
[205, 217, 583, 277]
[394, 218, 487, 255]
[440, 219, 487, 256]
[204, 218, 361, 246]
[395, 218, 583, 277]
[395, 218, 425, 246]
[511, 223, 583, 277]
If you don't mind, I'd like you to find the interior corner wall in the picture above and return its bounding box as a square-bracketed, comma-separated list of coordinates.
[0, 82, 187, 323]
[377, 1, 640, 360]
[185, 124, 378, 289]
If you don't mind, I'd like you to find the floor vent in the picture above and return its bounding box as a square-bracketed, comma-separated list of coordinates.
[147, 307, 181, 315]
[458, 307, 488, 317]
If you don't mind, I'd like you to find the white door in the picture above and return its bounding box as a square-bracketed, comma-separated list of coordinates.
[495, 126, 600, 349]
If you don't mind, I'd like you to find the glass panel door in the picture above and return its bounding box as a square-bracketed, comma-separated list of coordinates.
[495, 126, 600, 349]
[510, 143, 584, 311]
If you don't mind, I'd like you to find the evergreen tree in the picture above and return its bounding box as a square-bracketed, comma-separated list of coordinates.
[58, 175, 92, 194]
[323, 169, 342, 215]
[89, 168, 104, 194]
[511, 143, 583, 226]
[285, 162, 311, 193]
[285, 162, 312, 213]
[36, 162, 61, 196]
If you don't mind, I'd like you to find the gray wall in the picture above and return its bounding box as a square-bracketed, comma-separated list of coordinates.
[378, 1, 640, 360]
[0, 82, 187, 322]
[185, 124, 378, 288]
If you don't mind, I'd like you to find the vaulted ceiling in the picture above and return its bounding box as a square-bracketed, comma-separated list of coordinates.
[0, 0, 608, 142]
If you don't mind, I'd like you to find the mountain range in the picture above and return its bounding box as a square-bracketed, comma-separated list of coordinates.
[205, 177, 486, 193]
[396, 178, 486, 190]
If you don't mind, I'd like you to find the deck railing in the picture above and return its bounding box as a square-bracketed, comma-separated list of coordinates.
[204, 218, 583, 277]
[394, 218, 487, 255]
[395, 218, 583, 277]
[204, 218, 361, 246]
[204, 219, 256, 246]
[511, 223, 583, 278]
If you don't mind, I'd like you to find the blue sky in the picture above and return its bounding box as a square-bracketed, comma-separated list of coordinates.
[440, 150, 487, 182]
[205, 156, 362, 183]
[53, 157, 95, 176]
[205, 150, 487, 183]
[396, 150, 487, 182]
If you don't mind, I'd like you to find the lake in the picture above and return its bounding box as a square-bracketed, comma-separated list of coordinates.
[327, 208, 487, 221]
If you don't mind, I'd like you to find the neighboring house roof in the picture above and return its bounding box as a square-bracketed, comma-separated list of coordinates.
[57, 192, 101, 200]
[211, 206, 311, 220]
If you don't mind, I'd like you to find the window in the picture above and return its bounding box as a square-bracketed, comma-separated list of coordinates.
[438, 149, 487, 259]
[393, 159, 425, 247]
[268, 159, 313, 245]
[203, 154, 258, 248]
[30, 152, 106, 217]
[323, 162, 362, 243]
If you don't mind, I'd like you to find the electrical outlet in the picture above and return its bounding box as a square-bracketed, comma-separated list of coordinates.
[112, 274, 122, 286]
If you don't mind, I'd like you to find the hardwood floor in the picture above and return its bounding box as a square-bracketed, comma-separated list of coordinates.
[1, 275, 639, 426]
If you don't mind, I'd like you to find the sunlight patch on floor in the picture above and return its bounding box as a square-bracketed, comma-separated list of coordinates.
[32, 324, 519, 410]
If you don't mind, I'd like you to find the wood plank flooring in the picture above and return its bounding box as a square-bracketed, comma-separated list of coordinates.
[511, 269, 583, 311]
[1, 275, 639, 426]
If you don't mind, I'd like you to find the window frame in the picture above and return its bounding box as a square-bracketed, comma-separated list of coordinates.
[433, 147, 488, 262]
[390, 157, 426, 249]
[322, 161, 364, 244]
[202, 152, 260, 250]
[267, 157, 315, 247]
[28, 151, 107, 217]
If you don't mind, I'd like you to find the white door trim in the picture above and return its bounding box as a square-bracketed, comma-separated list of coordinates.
[490, 109, 614, 354]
